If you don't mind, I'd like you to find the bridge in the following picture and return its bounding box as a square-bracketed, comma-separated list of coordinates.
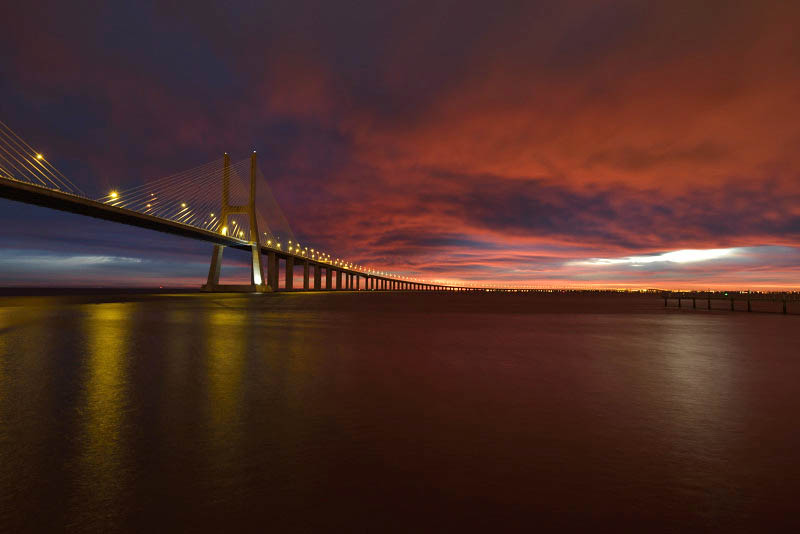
[0, 120, 522, 293]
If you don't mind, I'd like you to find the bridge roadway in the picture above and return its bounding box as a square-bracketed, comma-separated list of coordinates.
[0, 176, 515, 292]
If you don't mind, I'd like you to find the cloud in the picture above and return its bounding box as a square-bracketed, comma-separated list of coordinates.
[2, 0, 800, 288]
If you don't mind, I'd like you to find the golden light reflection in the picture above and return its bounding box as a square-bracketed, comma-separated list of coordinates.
[204, 306, 246, 471]
[78, 303, 130, 519]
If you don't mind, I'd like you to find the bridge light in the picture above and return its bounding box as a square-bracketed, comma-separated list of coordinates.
[239, 231, 244, 237]
[36, 153, 44, 160]
[109, 191, 118, 199]
[267, 240, 272, 245]
[221, 226, 228, 235]
[181, 203, 187, 208]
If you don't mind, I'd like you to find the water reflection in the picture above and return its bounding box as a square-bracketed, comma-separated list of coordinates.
[1, 293, 798, 532]
[204, 306, 247, 482]
[74, 303, 131, 528]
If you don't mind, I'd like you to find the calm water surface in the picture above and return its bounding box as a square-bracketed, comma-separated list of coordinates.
[1, 292, 799, 532]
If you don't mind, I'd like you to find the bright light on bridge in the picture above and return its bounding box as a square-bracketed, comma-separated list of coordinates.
[109, 191, 118, 199]
[35, 153, 44, 160]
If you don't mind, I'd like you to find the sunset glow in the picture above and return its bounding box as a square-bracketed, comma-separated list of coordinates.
[1, 1, 798, 289]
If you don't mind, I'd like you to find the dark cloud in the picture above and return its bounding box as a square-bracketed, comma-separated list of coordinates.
[1, 0, 798, 288]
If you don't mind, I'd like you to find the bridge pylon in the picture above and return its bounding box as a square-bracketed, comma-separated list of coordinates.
[202, 152, 269, 292]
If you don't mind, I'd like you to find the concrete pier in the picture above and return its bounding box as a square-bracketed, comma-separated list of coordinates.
[285, 257, 294, 290]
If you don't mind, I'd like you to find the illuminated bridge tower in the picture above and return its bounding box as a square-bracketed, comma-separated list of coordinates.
[203, 152, 268, 292]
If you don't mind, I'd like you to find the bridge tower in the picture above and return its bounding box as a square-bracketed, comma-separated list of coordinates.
[202, 152, 268, 292]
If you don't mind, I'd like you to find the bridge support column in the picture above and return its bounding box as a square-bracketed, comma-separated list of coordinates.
[304, 261, 309, 290]
[267, 251, 278, 290]
[314, 264, 321, 290]
[251, 244, 265, 287]
[206, 244, 224, 288]
[285, 256, 294, 290]
[202, 152, 268, 292]
[326, 268, 333, 290]
[336, 270, 342, 290]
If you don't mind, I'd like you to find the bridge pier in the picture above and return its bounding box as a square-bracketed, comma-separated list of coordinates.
[202, 152, 268, 292]
[304, 261, 310, 290]
[336, 270, 342, 290]
[326, 268, 333, 290]
[267, 251, 278, 290]
[285, 256, 294, 290]
[314, 264, 321, 290]
[206, 245, 224, 289]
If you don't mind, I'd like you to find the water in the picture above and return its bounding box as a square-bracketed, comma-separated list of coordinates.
[0, 291, 799, 532]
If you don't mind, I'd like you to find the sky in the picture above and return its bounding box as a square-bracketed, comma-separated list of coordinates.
[1, 0, 799, 289]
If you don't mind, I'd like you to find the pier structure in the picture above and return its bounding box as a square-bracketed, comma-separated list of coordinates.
[663, 291, 797, 315]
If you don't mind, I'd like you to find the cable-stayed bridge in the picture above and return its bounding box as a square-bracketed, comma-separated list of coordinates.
[0, 120, 518, 292]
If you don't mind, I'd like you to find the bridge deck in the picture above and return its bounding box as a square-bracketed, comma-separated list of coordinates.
[0, 177, 468, 289]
